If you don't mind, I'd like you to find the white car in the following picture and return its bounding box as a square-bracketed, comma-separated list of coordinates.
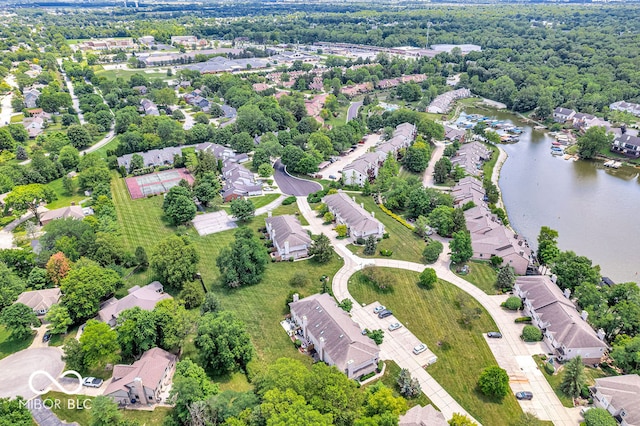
[373, 305, 386, 314]
[413, 344, 427, 355]
[83, 377, 103, 388]
[388, 322, 403, 331]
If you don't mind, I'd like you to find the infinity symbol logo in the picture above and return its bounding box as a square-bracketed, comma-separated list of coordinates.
[28, 370, 84, 395]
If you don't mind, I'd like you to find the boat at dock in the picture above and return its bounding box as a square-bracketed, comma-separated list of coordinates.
[603, 160, 622, 169]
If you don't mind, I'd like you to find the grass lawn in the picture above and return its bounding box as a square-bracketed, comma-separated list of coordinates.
[247, 193, 280, 209]
[398, 166, 422, 180]
[0, 325, 34, 360]
[10, 114, 23, 123]
[45, 177, 87, 210]
[370, 360, 435, 411]
[533, 355, 610, 408]
[271, 201, 309, 225]
[112, 176, 344, 370]
[92, 136, 120, 159]
[482, 143, 500, 179]
[349, 267, 523, 425]
[48, 325, 79, 347]
[453, 261, 499, 295]
[42, 391, 171, 426]
[346, 194, 425, 263]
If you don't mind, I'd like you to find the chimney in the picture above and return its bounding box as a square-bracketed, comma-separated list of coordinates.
[550, 274, 558, 284]
[293, 293, 299, 303]
[563, 288, 571, 299]
[581, 310, 589, 321]
[597, 328, 606, 341]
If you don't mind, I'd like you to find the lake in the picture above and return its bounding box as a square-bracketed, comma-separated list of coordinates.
[466, 108, 640, 284]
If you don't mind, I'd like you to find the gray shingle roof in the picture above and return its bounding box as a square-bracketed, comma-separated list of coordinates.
[324, 191, 384, 236]
[593, 374, 640, 426]
[98, 282, 171, 326]
[265, 214, 311, 252]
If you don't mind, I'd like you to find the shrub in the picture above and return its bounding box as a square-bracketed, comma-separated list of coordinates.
[282, 196, 297, 205]
[294, 339, 302, 348]
[544, 362, 555, 375]
[503, 296, 523, 310]
[382, 233, 390, 239]
[418, 268, 437, 289]
[377, 360, 384, 372]
[422, 240, 444, 263]
[356, 237, 366, 245]
[338, 298, 353, 312]
[522, 325, 543, 342]
[359, 371, 376, 382]
[380, 249, 393, 257]
[515, 316, 532, 323]
[379, 203, 414, 230]
[366, 329, 384, 345]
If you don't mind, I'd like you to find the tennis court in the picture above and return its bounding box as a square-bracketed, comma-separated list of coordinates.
[125, 168, 195, 200]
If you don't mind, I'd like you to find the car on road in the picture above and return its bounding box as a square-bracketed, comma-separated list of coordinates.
[329, 175, 337, 180]
[388, 322, 403, 331]
[83, 377, 103, 388]
[42, 331, 52, 342]
[515, 391, 533, 400]
[378, 309, 393, 319]
[487, 332, 502, 338]
[413, 344, 427, 355]
[373, 305, 386, 314]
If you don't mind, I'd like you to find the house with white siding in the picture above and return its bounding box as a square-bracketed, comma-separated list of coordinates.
[590, 374, 640, 426]
[324, 191, 384, 241]
[265, 214, 311, 260]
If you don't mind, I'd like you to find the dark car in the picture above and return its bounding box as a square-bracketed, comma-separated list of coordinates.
[378, 309, 393, 319]
[515, 391, 533, 400]
[487, 332, 502, 338]
[42, 331, 52, 342]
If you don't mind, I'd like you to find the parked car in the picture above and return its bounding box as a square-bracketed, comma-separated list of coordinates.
[515, 391, 533, 400]
[329, 175, 337, 180]
[83, 377, 103, 388]
[487, 332, 502, 338]
[373, 305, 386, 314]
[42, 331, 52, 342]
[580, 407, 592, 417]
[413, 344, 427, 355]
[378, 309, 393, 319]
[388, 322, 403, 331]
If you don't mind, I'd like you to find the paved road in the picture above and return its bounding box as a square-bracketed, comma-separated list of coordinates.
[57, 59, 85, 125]
[320, 133, 381, 180]
[29, 397, 80, 426]
[273, 160, 322, 196]
[423, 140, 446, 188]
[0, 347, 64, 399]
[347, 100, 363, 122]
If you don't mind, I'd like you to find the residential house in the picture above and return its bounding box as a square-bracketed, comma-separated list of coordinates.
[265, 214, 311, 260]
[399, 405, 448, 426]
[305, 93, 328, 119]
[221, 163, 262, 201]
[23, 88, 41, 109]
[450, 141, 492, 177]
[571, 112, 595, 129]
[289, 293, 380, 379]
[116, 147, 183, 170]
[252, 83, 271, 92]
[15, 288, 61, 316]
[444, 125, 466, 142]
[104, 347, 177, 405]
[553, 107, 576, 123]
[195, 142, 235, 161]
[590, 374, 640, 426]
[98, 282, 172, 327]
[451, 176, 485, 207]
[342, 152, 381, 186]
[514, 275, 608, 364]
[140, 98, 159, 116]
[309, 76, 324, 92]
[132, 86, 147, 95]
[340, 82, 373, 97]
[611, 134, 640, 158]
[22, 116, 44, 138]
[324, 191, 385, 241]
[610, 101, 640, 118]
[39, 205, 85, 225]
[139, 36, 155, 46]
[427, 88, 471, 114]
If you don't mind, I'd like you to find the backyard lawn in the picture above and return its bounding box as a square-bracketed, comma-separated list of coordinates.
[349, 267, 523, 425]
[453, 260, 499, 295]
[370, 360, 435, 411]
[112, 176, 344, 371]
[43, 391, 171, 425]
[45, 177, 87, 210]
[533, 355, 610, 408]
[0, 325, 34, 360]
[346, 194, 425, 263]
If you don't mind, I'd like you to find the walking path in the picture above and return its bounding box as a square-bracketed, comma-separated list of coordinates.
[296, 196, 578, 425]
[423, 140, 446, 188]
[490, 146, 508, 209]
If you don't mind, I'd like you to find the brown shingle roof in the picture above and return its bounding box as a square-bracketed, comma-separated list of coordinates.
[399, 405, 448, 426]
[16, 288, 61, 313]
[98, 282, 171, 326]
[104, 347, 176, 397]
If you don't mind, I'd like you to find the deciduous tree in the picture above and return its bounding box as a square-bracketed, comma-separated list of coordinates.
[195, 311, 254, 374]
[150, 235, 199, 290]
[0, 303, 38, 340]
[418, 268, 437, 289]
[216, 228, 268, 288]
[477, 366, 509, 398]
[5, 184, 56, 224]
[450, 231, 473, 264]
[44, 304, 72, 334]
[79, 320, 119, 367]
[230, 198, 255, 222]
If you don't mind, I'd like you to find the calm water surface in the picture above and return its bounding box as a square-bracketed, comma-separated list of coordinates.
[467, 108, 640, 284]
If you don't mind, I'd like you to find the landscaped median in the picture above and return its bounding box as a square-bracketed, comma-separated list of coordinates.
[348, 266, 524, 425]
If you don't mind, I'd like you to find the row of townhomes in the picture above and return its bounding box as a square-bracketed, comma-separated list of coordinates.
[449, 141, 492, 177]
[590, 374, 640, 426]
[324, 191, 385, 242]
[265, 212, 312, 261]
[452, 177, 533, 274]
[552, 107, 640, 158]
[343, 122, 417, 186]
[514, 275, 608, 364]
[427, 88, 472, 114]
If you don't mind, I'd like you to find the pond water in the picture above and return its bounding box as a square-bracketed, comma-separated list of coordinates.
[465, 108, 640, 284]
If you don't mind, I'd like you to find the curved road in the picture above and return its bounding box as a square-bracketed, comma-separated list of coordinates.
[297, 196, 579, 425]
[0, 347, 64, 399]
[273, 160, 322, 196]
[347, 100, 363, 122]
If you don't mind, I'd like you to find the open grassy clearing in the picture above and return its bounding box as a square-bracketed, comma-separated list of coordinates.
[271, 200, 309, 225]
[345, 194, 425, 263]
[112, 176, 343, 371]
[533, 355, 610, 409]
[453, 260, 499, 295]
[0, 325, 34, 360]
[247, 193, 280, 209]
[43, 391, 171, 426]
[482, 143, 500, 179]
[48, 325, 79, 347]
[44, 177, 87, 210]
[349, 267, 523, 425]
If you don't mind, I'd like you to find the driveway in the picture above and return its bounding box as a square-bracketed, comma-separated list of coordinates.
[273, 160, 322, 196]
[423, 140, 446, 188]
[0, 347, 64, 399]
[347, 100, 363, 122]
[29, 397, 80, 426]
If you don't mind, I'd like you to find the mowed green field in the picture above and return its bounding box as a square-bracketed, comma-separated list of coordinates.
[112, 177, 343, 369]
[454, 260, 499, 295]
[349, 267, 523, 425]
